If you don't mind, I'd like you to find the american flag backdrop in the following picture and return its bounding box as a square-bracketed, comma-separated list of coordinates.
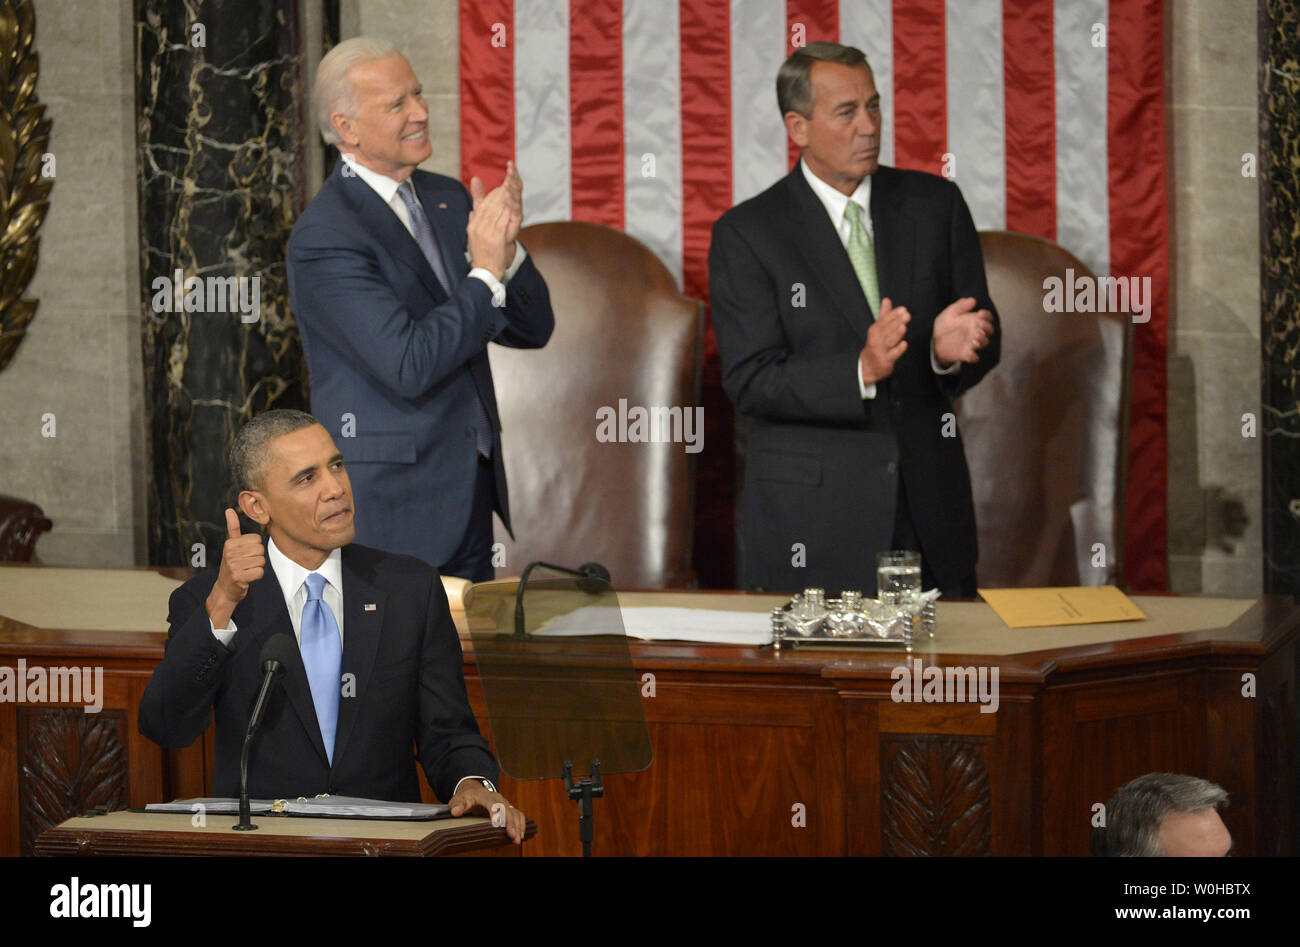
[459, 0, 1170, 591]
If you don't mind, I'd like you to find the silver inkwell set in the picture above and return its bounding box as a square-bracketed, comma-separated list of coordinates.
[768, 587, 941, 651]
[768, 551, 940, 651]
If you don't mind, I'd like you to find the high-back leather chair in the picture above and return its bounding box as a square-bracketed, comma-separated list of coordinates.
[955, 232, 1131, 587]
[0, 495, 52, 562]
[489, 222, 704, 588]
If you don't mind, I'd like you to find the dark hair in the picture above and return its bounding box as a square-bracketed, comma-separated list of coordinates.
[1091, 773, 1229, 856]
[228, 409, 321, 492]
[777, 41, 871, 118]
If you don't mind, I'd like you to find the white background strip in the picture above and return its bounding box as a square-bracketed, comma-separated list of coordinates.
[1054, 0, 1110, 275]
[624, 0, 684, 287]
[945, 0, 1006, 230]
[840, 0, 895, 169]
[730, 0, 789, 206]
[515, 0, 572, 224]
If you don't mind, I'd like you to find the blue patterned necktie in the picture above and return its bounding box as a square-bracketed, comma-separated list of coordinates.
[300, 572, 342, 765]
[397, 179, 494, 457]
[397, 179, 453, 294]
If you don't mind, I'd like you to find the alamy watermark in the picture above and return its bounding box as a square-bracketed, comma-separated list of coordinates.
[0, 660, 103, 713]
[150, 268, 261, 323]
[595, 399, 703, 454]
[890, 658, 999, 714]
[49, 877, 150, 927]
[1042, 268, 1151, 323]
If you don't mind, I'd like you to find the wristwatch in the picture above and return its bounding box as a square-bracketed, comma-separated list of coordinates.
[477, 778, 497, 793]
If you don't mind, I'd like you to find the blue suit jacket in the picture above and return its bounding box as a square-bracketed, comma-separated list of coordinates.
[287, 162, 554, 566]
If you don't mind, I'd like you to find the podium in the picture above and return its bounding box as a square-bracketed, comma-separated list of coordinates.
[3, 563, 1297, 856]
[34, 810, 534, 857]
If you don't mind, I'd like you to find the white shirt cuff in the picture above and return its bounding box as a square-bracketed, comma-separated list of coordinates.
[931, 339, 960, 375]
[209, 617, 237, 648]
[857, 360, 877, 400]
[468, 268, 507, 307]
[503, 242, 527, 280]
[454, 775, 492, 796]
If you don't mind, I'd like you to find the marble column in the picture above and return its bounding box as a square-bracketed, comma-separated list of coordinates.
[136, 0, 308, 565]
[1260, 0, 1300, 594]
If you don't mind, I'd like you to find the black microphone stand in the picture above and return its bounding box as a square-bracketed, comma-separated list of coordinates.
[233, 737, 258, 831]
[233, 653, 286, 831]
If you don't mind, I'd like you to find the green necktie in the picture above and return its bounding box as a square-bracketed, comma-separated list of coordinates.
[843, 200, 882, 319]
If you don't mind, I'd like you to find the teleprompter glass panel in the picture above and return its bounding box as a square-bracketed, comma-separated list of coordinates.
[465, 569, 653, 780]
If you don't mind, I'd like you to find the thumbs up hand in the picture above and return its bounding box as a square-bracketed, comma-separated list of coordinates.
[205, 508, 265, 629]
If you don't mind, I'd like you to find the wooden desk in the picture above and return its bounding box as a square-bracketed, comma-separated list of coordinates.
[2, 564, 1295, 857]
[34, 809, 531, 856]
[474, 592, 1297, 857]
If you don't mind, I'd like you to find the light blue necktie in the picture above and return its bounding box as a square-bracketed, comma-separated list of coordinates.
[397, 179, 494, 457]
[300, 573, 342, 765]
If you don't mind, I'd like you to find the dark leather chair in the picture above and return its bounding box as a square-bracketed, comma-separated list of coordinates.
[0, 495, 52, 562]
[489, 222, 704, 588]
[955, 232, 1131, 587]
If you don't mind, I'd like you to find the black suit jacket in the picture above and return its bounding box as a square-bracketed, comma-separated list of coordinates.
[138, 543, 498, 802]
[708, 165, 1001, 594]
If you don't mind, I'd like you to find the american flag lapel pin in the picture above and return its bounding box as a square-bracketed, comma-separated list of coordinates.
[364, 603, 377, 612]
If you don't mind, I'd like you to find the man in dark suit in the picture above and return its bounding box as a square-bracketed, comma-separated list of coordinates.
[287, 38, 554, 581]
[139, 409, 526, 842]
[709, 42, 1000, 597]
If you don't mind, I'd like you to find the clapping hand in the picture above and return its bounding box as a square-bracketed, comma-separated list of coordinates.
[932, 297, 994, 366]
[467, 161, 523, 279]
[858, 297, 910, 386]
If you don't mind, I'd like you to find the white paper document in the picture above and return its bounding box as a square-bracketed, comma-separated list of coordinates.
[144, 796, 450, 820]
[534, 606, 773, 645]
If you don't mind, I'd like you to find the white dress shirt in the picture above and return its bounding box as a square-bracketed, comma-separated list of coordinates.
[209, 537, 342, 647]
[798, 158, 960, 400]
[341, 153, 526, 303]
[208, 536, 487, 795]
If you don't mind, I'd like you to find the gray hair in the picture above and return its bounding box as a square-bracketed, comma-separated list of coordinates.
[314, 36, 399, 144]
[777, 41, 871, 119]
[229, 409, 322, 493]
[1091, 773, 1229, 856]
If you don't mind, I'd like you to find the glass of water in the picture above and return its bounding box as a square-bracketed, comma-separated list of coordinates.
[877, 550, 921, 606]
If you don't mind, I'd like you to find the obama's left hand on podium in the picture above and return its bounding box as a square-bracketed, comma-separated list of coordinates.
[449, 782, 527, 844]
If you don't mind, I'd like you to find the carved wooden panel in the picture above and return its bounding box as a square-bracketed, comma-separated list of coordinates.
[881, 734, 992, 856]
[18, 707, 126, 855]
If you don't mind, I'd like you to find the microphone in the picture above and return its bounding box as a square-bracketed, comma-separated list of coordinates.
[233, 634, 296, 831]
[513, 561, 611, 638]
[574, 562, 612, 595]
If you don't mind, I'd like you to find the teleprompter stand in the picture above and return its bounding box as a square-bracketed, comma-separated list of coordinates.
[467, 567, 652, 857]
[563, 759, 603, 858]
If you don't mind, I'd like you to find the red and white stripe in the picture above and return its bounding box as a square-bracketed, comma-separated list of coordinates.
[460, 0, 1170, 591]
